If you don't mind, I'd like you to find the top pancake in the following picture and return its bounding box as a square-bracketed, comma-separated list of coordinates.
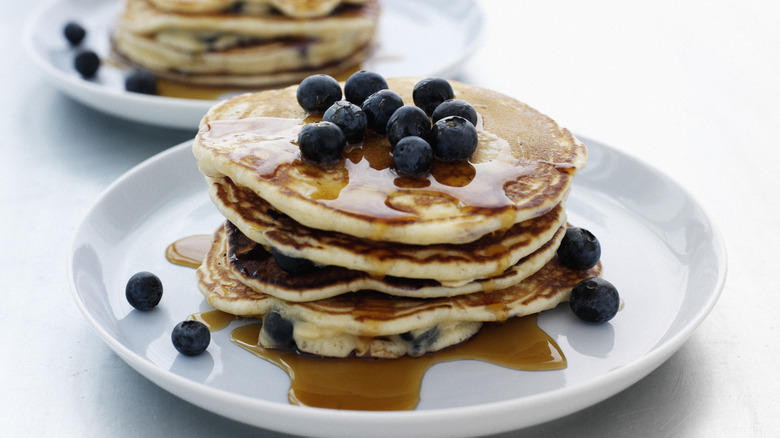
[147, 0, 370, 17]
[193, 77, 587, 245]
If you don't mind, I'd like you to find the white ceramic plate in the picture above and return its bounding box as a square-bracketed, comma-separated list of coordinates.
[24, 0, 485, 130]
[68, 138, 726, 437]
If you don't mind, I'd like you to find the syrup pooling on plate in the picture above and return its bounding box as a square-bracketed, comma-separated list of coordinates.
[200, 115, 538, 222]
[167, 235, 568, 411]
[165, 234, 212, 268]
[231, 313, 564, 411]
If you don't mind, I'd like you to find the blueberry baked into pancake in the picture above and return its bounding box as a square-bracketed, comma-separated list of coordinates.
[191, 73, 604, 359]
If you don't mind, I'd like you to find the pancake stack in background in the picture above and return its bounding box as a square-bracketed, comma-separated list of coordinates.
[192, 76, 598, 359]
[111, 0, 379, 88]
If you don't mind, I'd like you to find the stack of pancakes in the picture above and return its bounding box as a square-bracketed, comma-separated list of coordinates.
[111, 0, 379, 88]
[192, 77, 597, 358]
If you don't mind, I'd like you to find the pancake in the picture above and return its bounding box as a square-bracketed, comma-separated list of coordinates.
[147, 0, 370, 17]
[207, 176, 567, 284]
[221, 220, 566, 301]
[197, 224, 602, 358]
[118, 0, 379, 40]
[112, 0, 379, 87]
[193, 77, 587, 245]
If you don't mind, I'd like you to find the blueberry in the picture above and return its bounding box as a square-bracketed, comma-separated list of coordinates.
[386, 105, 431, 148]
[557, 227, 601, 270]
[125, 271, 163, 311]
[125, 71, 158, 95]
[413, 77, 454, 116]
[171, 320, 211, 356]
[296, 74, 342, 113]
[344, 70, 388, 106]
[569, 277, 620, 324]
[431, 99, 478, 126]
[262, 311, 296, 349]
[400, 326, 439, 356]
[63, 22, 86, 46]
[393, 136, 433, 177]
[74, 51, 100, 78]
[430, 116, 478, 162]
[270, 247, 316, 274]
[297, 121, 346, 164]
[322, 101, 367, 143]
[361, 89, 404, 135]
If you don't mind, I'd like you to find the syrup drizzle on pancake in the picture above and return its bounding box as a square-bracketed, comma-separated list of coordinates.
[201, 115, 537, 222]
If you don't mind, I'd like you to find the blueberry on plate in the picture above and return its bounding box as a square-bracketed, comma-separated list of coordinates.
[171, 320, 211, 356]
[323, 101, 367, 143]
[361, 89, 404, 135]
[125, 71, 158, 95]
[569, 277, 620, 323]
[393, 136, 433, 177]
[63, 22, 86, 46]
[432, 99, 478, 126]
[557, 227, 601, 270]
[125, 271, 163, 311]
[297, 121, 346, 164]
[344, 70, 388, 106]
[296, 74, 342, 113]
[270, 247, 316, 274]
[262, 311, 296, 349]
[413, 77, 455, 115]
[386, 105, 431, 148]
[74, 51, 100, 78]
[430, 115, 478, 162]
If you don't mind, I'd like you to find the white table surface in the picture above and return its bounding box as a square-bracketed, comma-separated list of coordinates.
[2, 0, 778, 436]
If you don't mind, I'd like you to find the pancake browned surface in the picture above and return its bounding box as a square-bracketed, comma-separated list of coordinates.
[112, 0, 379, 87]
[221, 219, 567, 301]
[197, 223, 601, 358]
[207, 176, 567, 284]
[194, 77, 586, 245]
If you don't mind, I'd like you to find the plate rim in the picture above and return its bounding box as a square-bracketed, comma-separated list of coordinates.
[67, 138, 727, 437]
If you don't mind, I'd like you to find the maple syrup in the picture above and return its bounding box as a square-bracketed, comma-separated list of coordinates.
[165, 234, 212, 268]
[229, 315, 564, 411]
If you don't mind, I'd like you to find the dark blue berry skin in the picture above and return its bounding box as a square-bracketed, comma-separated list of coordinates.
[64, 22, 86, 46]
[430, 116, 478, 162]
[344, 70, 388, 106]
[297, 121, 346, 164]
[557, 227, 601, 270]
[322, 101, 367, 144]
[569, 277, 620, 323]
[125, 271, 163, 311]
[263, 311, 296, 349]
[432, 99, 478, 126]
[270, 247, 316, 274]
[125, 71, 158, 95]
[413, 77, 455, 115]
[296, 74, 342, 113]
[386, 105, 431, 148]
[393, 136, 433, 177]
[361, 89, 404, 135]
[400, 326, 439, 357]
[74, 51, 100, 78]
[172, 320, 211, 356]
